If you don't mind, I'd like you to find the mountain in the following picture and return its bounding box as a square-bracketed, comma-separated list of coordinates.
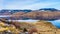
[0, 9, 32, 14]
[0, 8, 59, 15]
[0, 10, 11, 15]
[0, 8, 60, 20]
[0, 19, 60, 34]
[11, 11, 60, 20]
[39, 8, 58, 11]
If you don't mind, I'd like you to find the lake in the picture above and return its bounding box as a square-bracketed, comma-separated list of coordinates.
[48, 20, 60, 28]
[0, 15, 60, 28]
[8, 19, 60, 28]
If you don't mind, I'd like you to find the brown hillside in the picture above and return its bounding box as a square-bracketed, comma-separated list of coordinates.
[11, 11, 60, 20]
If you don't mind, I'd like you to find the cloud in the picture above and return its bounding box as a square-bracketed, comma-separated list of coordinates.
[21, 2, 59, 10]
[2, 0, 60, 10]
[0, 0, 3, 9]
[3, 0, 41, 9]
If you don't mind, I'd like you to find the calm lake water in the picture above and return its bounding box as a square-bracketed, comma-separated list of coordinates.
[48, 20, 60, 28]
[8, 19, 60, 28]
[0, 15, 60, 28]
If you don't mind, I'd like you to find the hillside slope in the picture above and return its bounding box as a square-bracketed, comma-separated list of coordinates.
[11, 12, 60, 20]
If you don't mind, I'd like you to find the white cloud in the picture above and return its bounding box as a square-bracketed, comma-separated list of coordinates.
[2, 0, 60, 10]
[18, 2, 60, 10]
[0, 0, 3, 10]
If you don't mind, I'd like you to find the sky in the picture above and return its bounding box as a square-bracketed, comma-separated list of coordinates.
[0, 0, 60, 10]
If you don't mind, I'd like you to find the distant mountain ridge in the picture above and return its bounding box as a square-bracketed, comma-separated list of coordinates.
[0, 8, 59, 15]
[39, 8, 58, 11]
[0, 9, 32, 14]
[0, 8, 60, 20]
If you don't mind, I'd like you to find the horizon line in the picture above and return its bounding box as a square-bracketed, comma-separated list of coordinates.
[0, 8, 60, 10]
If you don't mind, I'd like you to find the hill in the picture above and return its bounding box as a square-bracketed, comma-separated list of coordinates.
[0, 19, 60, 34]
[0, 8, 60, 20]
[11, 11, 60, 20]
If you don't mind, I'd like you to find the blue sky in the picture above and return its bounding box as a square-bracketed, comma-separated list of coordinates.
[0, 0, 60, 10]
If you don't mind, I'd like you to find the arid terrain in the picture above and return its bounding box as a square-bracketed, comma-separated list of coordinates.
[11, 11, 60, 20]
[0, 9, 60, 20]
[0, 9, 60, 34]
[0, 18, 60, 34]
